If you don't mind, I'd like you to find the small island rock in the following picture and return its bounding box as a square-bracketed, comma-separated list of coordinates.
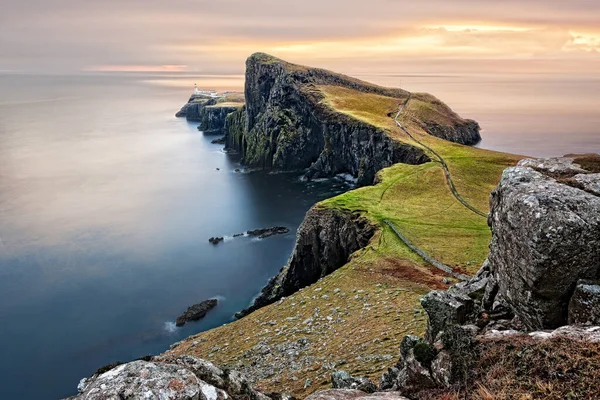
[176, 299, 218, 327]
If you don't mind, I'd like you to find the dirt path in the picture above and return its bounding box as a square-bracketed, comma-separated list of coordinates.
[394, 96, 488, 218]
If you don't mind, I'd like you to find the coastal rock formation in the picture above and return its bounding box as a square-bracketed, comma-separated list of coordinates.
[487, 158, 600, 329]
[226, 53, 440, 185]
[247, 226, 290, 238]
[237, 206, 375, 318]
[176, 299, 218, 327]
[70, 356, 274, 400]
[176, 95, 244, 135]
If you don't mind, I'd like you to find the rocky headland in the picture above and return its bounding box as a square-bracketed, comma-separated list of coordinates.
[72, 55, 599, 399]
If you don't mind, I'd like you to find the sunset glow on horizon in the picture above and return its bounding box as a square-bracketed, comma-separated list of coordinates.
[1, 0, 600, 76]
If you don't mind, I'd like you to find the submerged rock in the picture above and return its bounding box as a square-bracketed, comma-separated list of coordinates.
[176, 299, 218, 327]
[247, 226, 290, 239]
[209, 237, 224, 245]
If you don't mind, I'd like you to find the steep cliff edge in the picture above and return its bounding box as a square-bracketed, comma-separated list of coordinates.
[237, 207, 376, 318]
[225, 53, 481, 185]
[176, 93, 245, 135]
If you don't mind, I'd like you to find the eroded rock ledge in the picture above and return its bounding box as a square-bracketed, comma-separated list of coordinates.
[237, 206, 376, 318]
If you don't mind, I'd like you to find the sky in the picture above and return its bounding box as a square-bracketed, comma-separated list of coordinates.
[1, 0, 600, 76]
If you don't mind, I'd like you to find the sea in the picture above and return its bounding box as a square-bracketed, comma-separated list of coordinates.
[0, 71, 598, 399]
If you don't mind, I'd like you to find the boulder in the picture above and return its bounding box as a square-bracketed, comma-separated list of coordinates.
[176, 299, 218, 327]
[568, 280, 600, 326]
[487, 163, 600, 330]
[420, 290, 473, 342]
[430, 350, 452, 388]
[72, 360, 223, 400]
[306, 390, 409, 400]
[331, 371, 377, 393]
[72, 356, 275, 400]
[572, 173, 600, 196]
[395, 350, 437, 394]
[517, 157, 588, 178]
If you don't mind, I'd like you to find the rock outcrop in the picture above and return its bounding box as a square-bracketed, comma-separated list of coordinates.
[237, 206, 376, 318]
[226, 53, 463, 185]
[176, 299, 218, 327]
[69, 356, 275, 400]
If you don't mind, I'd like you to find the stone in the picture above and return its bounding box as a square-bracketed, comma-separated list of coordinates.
[305, 390, 410, 400]
[209, 237, 224, 245]
[487, 163, 600, 330]
[568, 280, 600, 326]
[421, 290, 473, 341]
[517, 157, 588, 178]
[430, 351, 452, 387]
[247, 226, 290, 239]
[176, 299, 218, 327]
[378, 367, 399, 391]
[331, 370, 376, 393]
[71, 361, 205, 400]
[571, 173, 600, 196]
[396, 351, 437, 394]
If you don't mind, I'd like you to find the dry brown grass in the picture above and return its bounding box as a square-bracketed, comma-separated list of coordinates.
[418, 336, 600, 400]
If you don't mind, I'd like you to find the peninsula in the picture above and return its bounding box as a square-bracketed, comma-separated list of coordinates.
[73, 54, 600, 400]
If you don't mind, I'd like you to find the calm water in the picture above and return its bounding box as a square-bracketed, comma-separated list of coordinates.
[0, 72, 598, 399]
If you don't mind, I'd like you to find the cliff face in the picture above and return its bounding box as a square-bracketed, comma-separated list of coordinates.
[226, 53, 432, 185]
[237, 206, 376, 317]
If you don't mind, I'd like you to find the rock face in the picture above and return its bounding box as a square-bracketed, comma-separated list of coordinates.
[487, 158, 600, 329]
[176, 96, 243, 135]
[306, 390, 409, 400]
[331, 371, 377, 393]
[226, 53, 438, 185]
[70, 356, 273, 400]
[569, 280, 600, 325]
[176, 299, 218, 327]
[237, 206, 376, 318]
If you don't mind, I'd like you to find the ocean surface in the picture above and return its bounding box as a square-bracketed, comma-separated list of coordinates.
[0, 72, 598, 399]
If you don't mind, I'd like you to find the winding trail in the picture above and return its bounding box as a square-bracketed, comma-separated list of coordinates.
[379, 95, 492, 280]
[383, 220, 470, 281]
[394, 96, 488, 218]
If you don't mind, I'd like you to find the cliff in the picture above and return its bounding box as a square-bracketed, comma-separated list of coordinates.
[176, 93, 245, 135]
[237, 207, 376, 318]
[224, 53, 482, 185]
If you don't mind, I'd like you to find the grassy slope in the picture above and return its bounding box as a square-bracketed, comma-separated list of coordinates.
[166, 78, 523, 397]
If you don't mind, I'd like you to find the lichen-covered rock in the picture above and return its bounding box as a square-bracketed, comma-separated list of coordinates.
[568, 280, 600, 326]
[487, 162, 600, 330]
[71, 360, 215, 400]
[70, 356, 275, 400]
[237, 206, 375, 317]
[306, 390, 409, 400]
[331, 371, 377, 393]
[430, 350, 452, 387]
[517, 157, 588, 178]
[572, 173, 600, 196]
[396, 350, 437, 393]
[420, 290, 474, 342]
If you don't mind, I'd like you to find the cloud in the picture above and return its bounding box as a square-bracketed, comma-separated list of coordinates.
[1, 0, 600, 73]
